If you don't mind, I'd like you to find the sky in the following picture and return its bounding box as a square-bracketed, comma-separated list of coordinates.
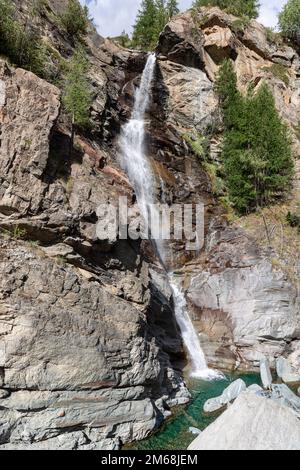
[80, 1, 288, 38]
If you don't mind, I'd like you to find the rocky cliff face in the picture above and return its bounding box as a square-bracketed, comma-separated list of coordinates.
[0, 0, 190, 450]
[0, 1, 300, 450]
[154, 7, 300, 371]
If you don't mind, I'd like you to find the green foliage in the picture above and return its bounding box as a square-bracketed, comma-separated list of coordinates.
[132, 0, 157, 50]
[2, 226, 27, 240]
[60, 0, 89, 39]
[215, 58, 239, 122]
[265, 27, 283, 46]
[286, 211, 300, 232]
[183, 133, 225, 197]
[278, 0, 300, 43]
[166, 0, 180, 18]
[293, 121, 300, 140]
[262, 63, 290, 86]
[203, 162, 226, 196]
[183, 133, 208, 158]
[216, 60, 294, 214]
[112, 30, 132, 48]
[0, 0, 48, 77]
[132, 0, 179, 50]
[63, 47, 92, 130]
[192, 0, 260, 19]
[231, 16, 250, 34]
[31, 0, 49, 16]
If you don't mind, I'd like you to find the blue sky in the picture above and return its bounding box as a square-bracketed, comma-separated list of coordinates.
[80, 1, 288, 38]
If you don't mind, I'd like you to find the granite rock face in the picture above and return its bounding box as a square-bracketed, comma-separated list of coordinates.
[188, 392, 300, 450]
[1, 1, 300, 449]
[0, 2, 190, 450]
[203, 379, 246, 413]
[156, 6, 300, 371]
[276, 357, 300, 384]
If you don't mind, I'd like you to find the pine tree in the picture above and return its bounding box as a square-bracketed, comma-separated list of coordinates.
[132, 0, 179, 50]
[215, 59, 238, 111]
[0, 0, 47, 78]
[60, 0, 89, 39]
[215, 60, 294, 214]
[278, 0, 300, 43]
[155, 0, 168, 36]
[63, 47, 92, 153]
[192, 0, 260, 19]
[166, 0, 180, 19]
[132, 0, 158, 50]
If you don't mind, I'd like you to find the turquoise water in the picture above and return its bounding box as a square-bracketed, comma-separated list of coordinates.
[130, 372, 261, 450]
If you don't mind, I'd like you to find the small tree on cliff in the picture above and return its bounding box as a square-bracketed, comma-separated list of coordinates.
[60, 0, 89, 40]
[215, 59, 238, 116]
[278, 0, 300, 44]
[0, 0, 47, 78]
[63, 47, 92, 152]
[193, 0, 260, 19]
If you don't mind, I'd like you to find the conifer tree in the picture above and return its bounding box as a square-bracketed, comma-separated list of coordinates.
[215, 60, 294, 214]
[278, 0, 300, 43]
[192, 0, 260, 19]
[60, 0, 89, 39]
[132, 0, 179, 50]
[155, 0, 168, 36]
[132, 0, 158, 50]
[0, 0, 47, 78]
[166, 0, 180, 19]
[63, 47, 92, 153]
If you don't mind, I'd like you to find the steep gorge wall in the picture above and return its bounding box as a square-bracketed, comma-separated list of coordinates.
[0, 0, 190, 450]
[1, 1, 300, 450]
[151, 7, 300, 371]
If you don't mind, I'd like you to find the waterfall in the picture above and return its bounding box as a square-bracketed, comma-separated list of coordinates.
[119, 54, 222, 380]
[170, 275, 222, 379]
[119, 54, 157, 226]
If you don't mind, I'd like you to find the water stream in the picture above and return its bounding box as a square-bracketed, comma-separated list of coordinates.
[119, 53, 221, 380]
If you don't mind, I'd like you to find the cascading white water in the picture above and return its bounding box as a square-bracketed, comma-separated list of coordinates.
[119, 54, 222, 380]
[170, 275, 223, 379]
[119, 54, 157, 227]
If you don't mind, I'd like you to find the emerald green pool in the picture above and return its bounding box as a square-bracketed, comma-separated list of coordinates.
[130, 372, 261, 451]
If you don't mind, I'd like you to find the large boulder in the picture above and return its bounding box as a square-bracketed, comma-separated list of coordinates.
[189, 392, 300, 450]
[260, 358, 273, 390]
[271, 384, 300, 418]
[204, 379, 246, 413]
[276, 357, 300, 384]
[0, 241, 189, 449]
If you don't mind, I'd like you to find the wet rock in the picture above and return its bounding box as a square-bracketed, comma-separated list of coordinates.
[188, 252, 300, 369]
[260, 358, 273, 390]
[159, 60, 219, 133]
[203, 379, 246, 413]
[189, 427, 201, 435]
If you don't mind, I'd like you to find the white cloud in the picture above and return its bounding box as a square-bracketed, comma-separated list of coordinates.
[80, 0, 288, 38]
[258, 0, 287, 29]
